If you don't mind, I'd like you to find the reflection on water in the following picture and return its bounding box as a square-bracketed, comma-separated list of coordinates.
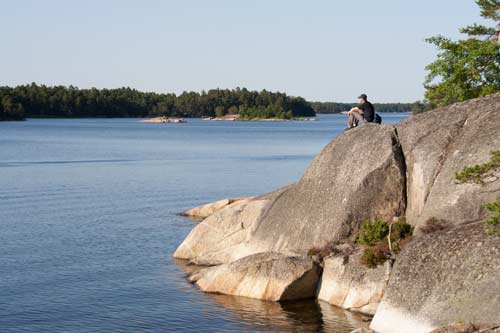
[210, 295, 369, 333]
[176, 260, 369, 333]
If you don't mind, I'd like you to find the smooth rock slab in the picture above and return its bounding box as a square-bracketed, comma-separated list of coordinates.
[370, 222, 500, 333]
[181, 197, 253, 220]
[174, 199, 270, 265]
[247, 124, 406, 255]
[190, 252, 321, 301]
[318, 249, 392, 315]
[397, 93, 500, 230]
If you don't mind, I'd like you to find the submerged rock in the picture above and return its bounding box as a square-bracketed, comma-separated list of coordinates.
[370, 222, 500, 333]
[190, 252, 321, 301]
[318, 249, 392, 316]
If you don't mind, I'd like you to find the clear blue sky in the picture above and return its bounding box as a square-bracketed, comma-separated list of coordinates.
[0, 0, 485, 102]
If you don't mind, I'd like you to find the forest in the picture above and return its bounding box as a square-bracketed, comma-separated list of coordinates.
[310, 101, 414, 114]
[0, 84, 315, 121]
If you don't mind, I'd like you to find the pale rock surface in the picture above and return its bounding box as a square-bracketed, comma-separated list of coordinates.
[397, 93, 500, 230]
[246, 124, 406, 255]
[370, 222, 500, 333]
[318, 249, 392, 315]
[139, 117, 186, 123]
[190, 252, 321, 301]
[173, 199, 271, 265]
[181, 197, 253, 219]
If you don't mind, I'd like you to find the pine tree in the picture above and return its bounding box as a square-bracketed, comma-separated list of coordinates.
[424, 0, 500, 107]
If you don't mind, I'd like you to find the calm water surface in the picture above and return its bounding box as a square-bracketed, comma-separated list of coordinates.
[0, 114, 409, 332]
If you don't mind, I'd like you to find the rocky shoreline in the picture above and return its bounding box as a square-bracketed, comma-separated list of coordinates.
[174, 94, 500, 333]
[139, 117, 187, 123]
[202, 114, 317, 121]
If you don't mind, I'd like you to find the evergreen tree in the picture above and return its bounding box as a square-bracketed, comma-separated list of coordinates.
[424, 0, 500, 107]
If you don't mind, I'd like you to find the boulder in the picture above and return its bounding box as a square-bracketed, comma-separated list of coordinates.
[370, 222, 500, 333]
[173, 198, 272, 265]
[318, 249, 392, 315]
[189, 252, 321, 301]
[397, 93, 500, 230]
[246, 124, 406, 255]
[180, 197, 253, 220]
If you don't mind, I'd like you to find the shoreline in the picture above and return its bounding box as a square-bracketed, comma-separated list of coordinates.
[138, 117, 187, 123]
[202, 114, 317, 122]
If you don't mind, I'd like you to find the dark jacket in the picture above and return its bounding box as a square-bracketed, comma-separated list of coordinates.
[358, 101, 375, 122]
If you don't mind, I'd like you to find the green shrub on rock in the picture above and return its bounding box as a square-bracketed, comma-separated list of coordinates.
[455, 150, 500, 184]
[390, 219, 414, 242]
[358, 217, 389, 246]
[455, 151, 500, 237]
[483, 199, 500, 237]
[358, 217, 413, 268]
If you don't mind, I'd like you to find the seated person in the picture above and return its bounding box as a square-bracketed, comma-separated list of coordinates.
[346, 93, 375, 129]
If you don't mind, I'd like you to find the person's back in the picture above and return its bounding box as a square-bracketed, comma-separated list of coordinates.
[359, 100, 375, 122]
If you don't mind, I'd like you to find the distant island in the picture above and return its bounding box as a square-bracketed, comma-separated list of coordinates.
[139, 117, 187, 123]
[0, 84, 315, 121]
[202, 114, 317, 122]
[1, 83, 421, 122]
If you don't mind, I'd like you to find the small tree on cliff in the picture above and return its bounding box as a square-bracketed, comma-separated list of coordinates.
[424, 0, 500, 108]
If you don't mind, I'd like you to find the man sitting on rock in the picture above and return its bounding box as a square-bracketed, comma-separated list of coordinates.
[346, 93, 375, 130]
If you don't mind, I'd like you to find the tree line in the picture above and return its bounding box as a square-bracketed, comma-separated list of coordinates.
[0, 84, 315, 121]
[310, 102, 416, 114]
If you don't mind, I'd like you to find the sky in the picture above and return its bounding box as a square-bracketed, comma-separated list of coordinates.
[0, 0, 487, 102]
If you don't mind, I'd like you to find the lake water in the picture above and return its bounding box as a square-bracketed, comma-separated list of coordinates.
[0, 114, 409, 333]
